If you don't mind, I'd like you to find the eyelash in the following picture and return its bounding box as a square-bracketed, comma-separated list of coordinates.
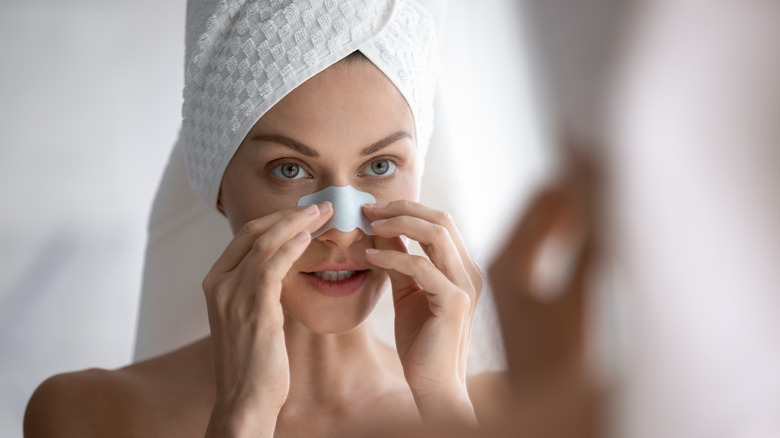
[268, 159, 312, 182]
[359, 156, 399, 179]
[266, 156, 402, 182]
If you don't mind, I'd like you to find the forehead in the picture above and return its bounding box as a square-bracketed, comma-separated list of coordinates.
[248, 60, 416, 148]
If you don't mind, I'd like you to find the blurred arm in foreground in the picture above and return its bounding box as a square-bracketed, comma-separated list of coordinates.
[352, 0, 780, 436]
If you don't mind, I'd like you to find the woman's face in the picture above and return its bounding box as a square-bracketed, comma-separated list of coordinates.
[219, 59, 420, 334]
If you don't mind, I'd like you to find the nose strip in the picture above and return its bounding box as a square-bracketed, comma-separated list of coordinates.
[297, 185, 376, 238]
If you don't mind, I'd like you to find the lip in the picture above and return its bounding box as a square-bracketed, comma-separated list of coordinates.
[301, 270, 369, 298]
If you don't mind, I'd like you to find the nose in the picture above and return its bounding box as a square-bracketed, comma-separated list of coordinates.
[315, 227, 366, 248]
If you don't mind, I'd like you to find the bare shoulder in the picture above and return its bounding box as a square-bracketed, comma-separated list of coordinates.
[24, 367, 151, 438]
[24, 339, 214, 438]
[467, 371, 511, 425]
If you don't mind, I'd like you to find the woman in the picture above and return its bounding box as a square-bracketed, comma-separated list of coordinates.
[24, 0, 504, 436]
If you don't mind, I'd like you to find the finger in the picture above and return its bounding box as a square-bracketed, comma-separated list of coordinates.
[242, 230, 312, 309]
[487, 189, 557, 387]
[213, 205, 315, 274]
[487, 186, 592, 386]
[366, 201, 481, 365]
[366, 248, 469, 317]
[371, 235, 420, 297]
[213, 202, 331, 273]
[372, 234, 473, 381]
[367, 201, 482, 341]
[371, 215, 472, 291]
[364, 201, 469, 255]
[364, 201, 482, 293]
[235, 202, 331, 274]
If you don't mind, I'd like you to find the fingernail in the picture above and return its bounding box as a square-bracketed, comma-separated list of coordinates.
[318, 201, 331, 214]
[303, 204, 318, 215]
[295, 231, 310, 241]
[366, 248, 380, 255]
[372, 219, 387, 227]
[374, 202, 388, 209]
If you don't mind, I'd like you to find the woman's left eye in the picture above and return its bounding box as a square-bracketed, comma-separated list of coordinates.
[363, 159, 396, 177]
[271, 163, 310, 180]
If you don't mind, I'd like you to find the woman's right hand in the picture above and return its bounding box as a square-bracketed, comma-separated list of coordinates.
[202, 202, 333, 438]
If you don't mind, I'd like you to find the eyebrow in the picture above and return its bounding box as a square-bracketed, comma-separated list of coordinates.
[249, 130, 412, 157]
[249, 134, 319, 157]
[361, 130, 413, 156]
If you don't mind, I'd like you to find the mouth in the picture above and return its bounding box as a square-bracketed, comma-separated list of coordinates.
[301, 269, 370, 297]
[310, 270, 363, 281]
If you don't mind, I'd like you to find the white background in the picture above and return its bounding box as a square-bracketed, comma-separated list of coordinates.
[0, 0, 185, 433]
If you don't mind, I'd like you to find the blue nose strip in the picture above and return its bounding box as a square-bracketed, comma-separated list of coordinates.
[297, 185, 377, 237]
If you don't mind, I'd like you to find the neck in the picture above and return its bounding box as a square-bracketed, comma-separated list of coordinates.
[282, 315, 396, 407]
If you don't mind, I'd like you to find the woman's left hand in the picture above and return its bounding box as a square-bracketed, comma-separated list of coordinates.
[363, 201, 482, 425]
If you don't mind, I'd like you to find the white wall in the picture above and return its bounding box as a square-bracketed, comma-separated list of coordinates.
[0, 0, 186, 435]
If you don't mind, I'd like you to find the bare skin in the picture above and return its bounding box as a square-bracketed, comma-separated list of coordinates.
[24, 58, 502, 437]
[24, 338, 506, 437]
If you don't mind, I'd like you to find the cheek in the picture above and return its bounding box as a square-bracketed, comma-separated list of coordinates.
[221, 155, 279, 230]
[400, 162, 422, 200]
[370, 173, 421, 203]
[222, 185, 301, 233]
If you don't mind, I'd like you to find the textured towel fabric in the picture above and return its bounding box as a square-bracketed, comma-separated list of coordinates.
[182, 0, 438, 207]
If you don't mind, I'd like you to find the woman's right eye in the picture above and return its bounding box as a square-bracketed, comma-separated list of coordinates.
[271, 163, 310, 180]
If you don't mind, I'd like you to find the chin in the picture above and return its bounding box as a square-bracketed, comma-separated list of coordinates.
[280, 271, 390, 334]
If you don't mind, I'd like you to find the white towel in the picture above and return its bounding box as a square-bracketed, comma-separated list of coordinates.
[182, 0, 439, 207]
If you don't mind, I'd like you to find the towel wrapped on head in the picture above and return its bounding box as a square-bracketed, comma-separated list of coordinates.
[182, 0, 439, 208]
